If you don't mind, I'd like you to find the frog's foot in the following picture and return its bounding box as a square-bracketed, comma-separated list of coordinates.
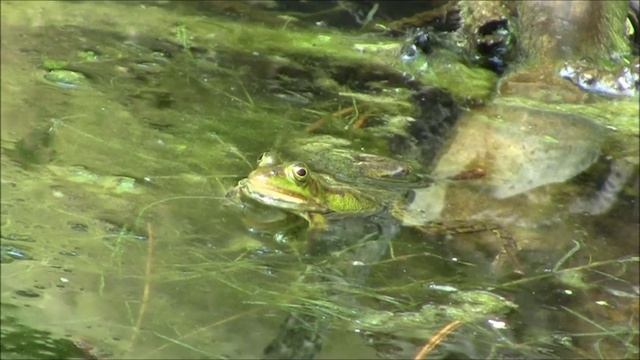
[307, 213, 329, 232]
[489, 228, 524, 277]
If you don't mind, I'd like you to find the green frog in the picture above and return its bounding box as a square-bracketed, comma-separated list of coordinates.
[228, 136, 447, 233]
[233, 152, 397, 230]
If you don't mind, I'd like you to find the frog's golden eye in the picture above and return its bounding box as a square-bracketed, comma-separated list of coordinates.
[288, 163, 309, 183]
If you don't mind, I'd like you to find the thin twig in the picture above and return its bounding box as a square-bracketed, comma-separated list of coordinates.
[127, 222, 156, 353]
[414, 320, 463, 360]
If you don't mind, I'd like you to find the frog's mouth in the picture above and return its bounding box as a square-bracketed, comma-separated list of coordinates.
[237, 178, 324, 212]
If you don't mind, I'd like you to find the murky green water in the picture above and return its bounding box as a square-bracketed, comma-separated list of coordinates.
[1, 2, 638, 359]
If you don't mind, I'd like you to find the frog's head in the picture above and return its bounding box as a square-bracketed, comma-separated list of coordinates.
[237, 152, 328, 214]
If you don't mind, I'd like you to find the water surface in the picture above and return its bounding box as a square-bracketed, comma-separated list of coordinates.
[1, 2, 638, 359]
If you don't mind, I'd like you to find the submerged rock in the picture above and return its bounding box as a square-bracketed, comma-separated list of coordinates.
[437, 0, 638, 201]
[433, 105, 605, 198]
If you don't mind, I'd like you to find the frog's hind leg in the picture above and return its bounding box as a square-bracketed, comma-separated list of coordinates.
[415, 220, 524, 276]
[489, 227, 524, 276]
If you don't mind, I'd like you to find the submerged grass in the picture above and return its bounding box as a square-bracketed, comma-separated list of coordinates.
[495, 256, 639, 289]
[2, 2, 637, 358]
[33, 185, 640, 356]
[3, 183, 637, 358]
[146, 308, 261, 357]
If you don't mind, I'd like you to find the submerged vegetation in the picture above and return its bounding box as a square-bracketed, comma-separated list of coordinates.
[1, 1, 638, 359]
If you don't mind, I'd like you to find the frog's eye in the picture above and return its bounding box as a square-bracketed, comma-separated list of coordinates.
[288, 163, 309, 183]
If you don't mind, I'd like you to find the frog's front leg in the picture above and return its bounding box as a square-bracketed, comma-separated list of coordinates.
[307, 213, 329, 232]
[305, 213, 332, 256]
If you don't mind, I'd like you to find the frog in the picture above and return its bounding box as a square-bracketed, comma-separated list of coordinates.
[244, 133, 449, 218]
[233, 151, 391, 230]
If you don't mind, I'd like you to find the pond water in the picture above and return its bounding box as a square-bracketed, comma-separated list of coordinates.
[1, 2, 638, 359]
